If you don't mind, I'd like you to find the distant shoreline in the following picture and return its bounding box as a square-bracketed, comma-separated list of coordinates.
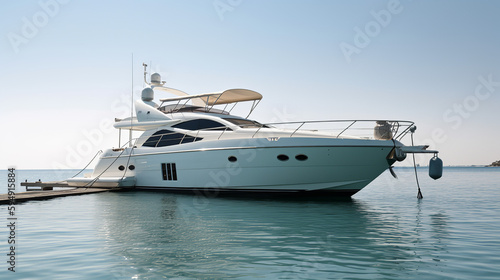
[487, 160, 500, 167]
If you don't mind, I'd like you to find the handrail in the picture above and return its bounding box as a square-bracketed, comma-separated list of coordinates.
[290, 122, 305, 137]
[336, 120, 356, 138]
[83, 139, 137, 188]
[217, 127, 232, 140]
[251, 126, 264, 138]
[259, 119, 415, 140]
[131, 119, 415, 147]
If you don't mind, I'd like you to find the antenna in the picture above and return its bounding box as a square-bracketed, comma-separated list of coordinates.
[143, 63, 148, 85]
[130, 53, 134, 147]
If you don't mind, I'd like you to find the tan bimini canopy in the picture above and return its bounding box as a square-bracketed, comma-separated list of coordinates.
[159, 89, 262, 105]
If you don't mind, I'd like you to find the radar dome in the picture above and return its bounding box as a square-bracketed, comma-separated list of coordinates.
[141, 87, 154, 101]
[151, 73, 161, 84]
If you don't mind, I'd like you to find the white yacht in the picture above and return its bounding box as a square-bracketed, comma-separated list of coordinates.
[65, 65, 442, 196]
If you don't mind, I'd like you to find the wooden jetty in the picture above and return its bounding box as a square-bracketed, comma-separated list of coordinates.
[1, 181, 122, 205]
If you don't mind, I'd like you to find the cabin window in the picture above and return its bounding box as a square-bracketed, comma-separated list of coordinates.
[295, 154, 308, 161]
[142, 129, 202, 147]
[173, 119, 231, 131]
[228, 156, 237, 162]
[277, 154, 289, 161]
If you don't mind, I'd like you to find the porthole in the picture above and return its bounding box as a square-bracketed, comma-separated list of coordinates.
[295, 154, 308, 161]
[228, 156, 237, 162]
[129, 165, 135, 170]
[118, 165, 125, 171]
[277, 154, 289, 161]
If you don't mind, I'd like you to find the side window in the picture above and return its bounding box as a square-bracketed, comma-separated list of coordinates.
[143, 132, 163, 147]
[142, 130, 202, 147]
[173, 119, 231, 131]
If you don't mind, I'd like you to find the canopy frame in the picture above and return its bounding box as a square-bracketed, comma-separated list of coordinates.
[158, 89, 263, 118]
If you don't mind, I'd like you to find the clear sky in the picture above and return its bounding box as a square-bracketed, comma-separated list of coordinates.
[1, 0, 499, 169]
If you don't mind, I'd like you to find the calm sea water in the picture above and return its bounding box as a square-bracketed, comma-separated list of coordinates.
[1, 167, 499, 279]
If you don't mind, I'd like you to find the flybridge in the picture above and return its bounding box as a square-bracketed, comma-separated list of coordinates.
[144, 66, 263, 117]
[142, 62, 262, 115]
[158, 89, 262, 118]
[159, 89, 262, 106]
[113, 65, 263, 131]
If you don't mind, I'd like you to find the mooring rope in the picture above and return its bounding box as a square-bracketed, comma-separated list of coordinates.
[411, 131, 423, 199]
[120, 140, 136, 182]
[82, 138, 136, 189]
[83, 146, 128, 189]
[71, 150, 103, 178]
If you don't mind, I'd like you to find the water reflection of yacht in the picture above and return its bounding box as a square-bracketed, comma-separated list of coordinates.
[95, 192, 443, 279]
[64, 64, 441, 196]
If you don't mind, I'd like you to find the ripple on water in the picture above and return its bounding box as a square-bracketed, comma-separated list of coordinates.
[4, 168, 500, 279]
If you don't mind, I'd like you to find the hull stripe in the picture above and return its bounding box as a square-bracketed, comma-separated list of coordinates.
[102, 144, 393, 159]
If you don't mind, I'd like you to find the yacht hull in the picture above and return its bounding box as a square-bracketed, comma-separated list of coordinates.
[92, 138, 395, 196]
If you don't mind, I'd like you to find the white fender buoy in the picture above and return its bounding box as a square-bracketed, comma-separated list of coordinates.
[429, 155, 443, 180]
[395, 147, 407, 161]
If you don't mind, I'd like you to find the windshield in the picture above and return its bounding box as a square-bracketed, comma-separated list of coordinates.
[159, 104, 229, 115]
[223, 118, 268, 128]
